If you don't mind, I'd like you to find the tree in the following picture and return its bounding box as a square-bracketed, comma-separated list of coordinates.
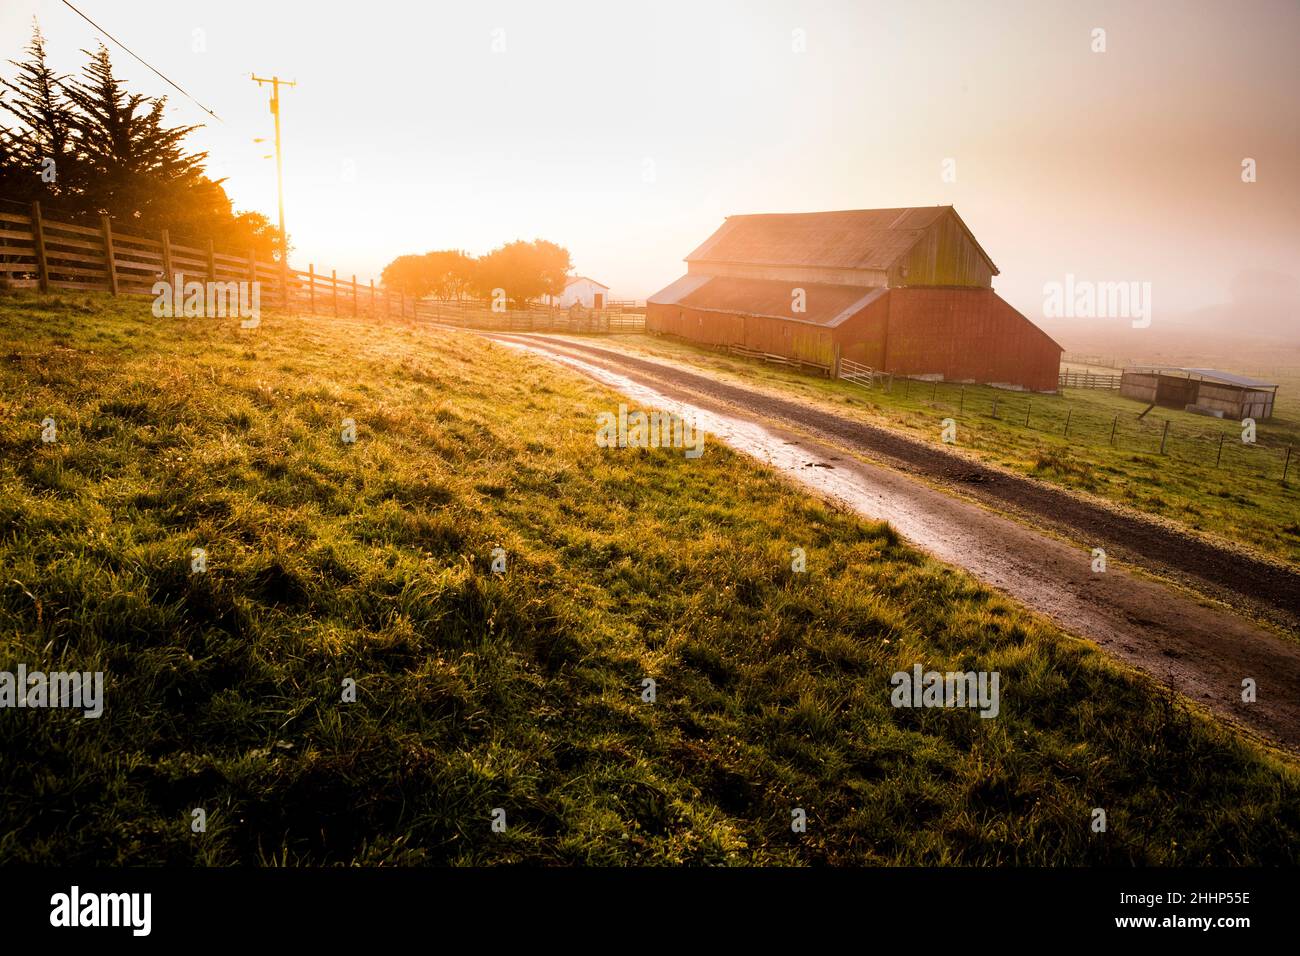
[62, 44, 207, 228]
[423, 250, 476, 300]
[380, 250, 480, 299]
[381, 253, 434, 297]
[209, 207, 280, 263]
[0, 22, 81, 202]
[472, 239, 571, 307]
[0, 32, 279, 258]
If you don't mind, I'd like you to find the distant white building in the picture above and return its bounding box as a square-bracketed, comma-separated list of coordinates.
[546, 276, 610, 309]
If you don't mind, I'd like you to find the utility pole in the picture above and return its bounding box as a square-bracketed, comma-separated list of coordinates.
[252, 74, 296, 306]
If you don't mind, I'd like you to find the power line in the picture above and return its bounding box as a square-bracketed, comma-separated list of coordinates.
[58, 0, 222, 122]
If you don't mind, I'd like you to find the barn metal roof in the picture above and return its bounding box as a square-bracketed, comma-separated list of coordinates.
[647, 273, 711, 305]
[1125, 366, 1279, 389]
[648, 274, 887, 327]
[684, 206, 998, 275]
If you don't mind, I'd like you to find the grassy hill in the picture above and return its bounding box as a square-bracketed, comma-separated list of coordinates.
[0, 290, 1297, 865]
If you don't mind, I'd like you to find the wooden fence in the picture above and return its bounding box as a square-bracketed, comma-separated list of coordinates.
[1058, 368, 1123, 390]
[0, 200, 645, 332]
[720, 342, 832, 375]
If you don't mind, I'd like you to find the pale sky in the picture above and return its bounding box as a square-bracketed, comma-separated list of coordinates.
[2, 0, 1297, 321]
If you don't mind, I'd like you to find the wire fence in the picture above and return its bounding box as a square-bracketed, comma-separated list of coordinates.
[885, 376, 1295, 482]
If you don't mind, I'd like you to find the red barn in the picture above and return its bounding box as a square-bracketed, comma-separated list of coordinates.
[647, 206, 1062, 391]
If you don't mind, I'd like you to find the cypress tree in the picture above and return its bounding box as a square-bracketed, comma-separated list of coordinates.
[0, 21, 80, 204]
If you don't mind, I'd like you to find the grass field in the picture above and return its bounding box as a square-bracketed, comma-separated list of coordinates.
[1, 290, 1298, 865]
[569, 334, 1300, 566]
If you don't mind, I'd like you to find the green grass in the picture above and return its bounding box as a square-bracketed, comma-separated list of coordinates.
[572, 334, 1300, 565]
[0, 290, 1297, 865]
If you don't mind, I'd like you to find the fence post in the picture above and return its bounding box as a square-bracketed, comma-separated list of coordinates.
[1110, 414, 1118, 446]
[931, 381, 937, 401]
[100, 215, 118, 296]
[1284, 446, 1293, 483]
[308, 264, 316, 314]
[331, 269, 338, 316]
[1160, 419, 1170, 454]
[352, 274, 358, 317]
[161, 229, 175, 286]
[1064, 409, 1072, 438]
[992, 398, 999, 419]
[1216, 433, 1225, 467]
[1025, 400, 1031, 427]
[959, 387, 965, 413]
[904, 378, 911, 398]
[30, 201, 49, 293]
[206, 239, 216, 282]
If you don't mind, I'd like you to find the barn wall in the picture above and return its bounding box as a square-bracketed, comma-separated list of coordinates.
[549, 278, 608, 308]
[740, 314, 835, 367]
[1246, 390, 1275, 420]
[652, 289, 1062, 391]
[1191, 383, 1275, 420]
[1119, 372, 1158, 404]
[687, 260, 888, 288]
[830, 291, 892, 367]
[646, 303, 835, 368]
[890, 211, 995, 288]
[1193, 382, 1245, 417]
[882, 289, 1062, 391]
[647, 303, 743, 346]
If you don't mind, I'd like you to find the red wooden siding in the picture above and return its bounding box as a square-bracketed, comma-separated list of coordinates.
[878, 288, 1061, 391]
[649, 286, 1062, 391]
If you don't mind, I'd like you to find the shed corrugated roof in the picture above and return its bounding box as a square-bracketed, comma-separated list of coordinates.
[648, 274, 886, 328]
[684, 206, 995, 273]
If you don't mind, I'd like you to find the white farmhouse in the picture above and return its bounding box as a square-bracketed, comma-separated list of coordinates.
[546, 276, 610, 309]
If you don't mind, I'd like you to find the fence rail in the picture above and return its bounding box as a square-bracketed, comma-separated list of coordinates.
[1059, 369, 1123, 390]
[0, 199, 645, 333]
[839, 357, 887, 390]
[717, 342, 831, 374]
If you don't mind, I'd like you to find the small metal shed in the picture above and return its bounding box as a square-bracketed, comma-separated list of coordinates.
[1119, 366, 1278, 420]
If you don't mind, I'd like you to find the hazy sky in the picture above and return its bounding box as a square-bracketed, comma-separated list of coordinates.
[2, 0, 1297, 320]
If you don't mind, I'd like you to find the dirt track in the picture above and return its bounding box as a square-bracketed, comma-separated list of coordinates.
[486, 332, 1300, 754]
